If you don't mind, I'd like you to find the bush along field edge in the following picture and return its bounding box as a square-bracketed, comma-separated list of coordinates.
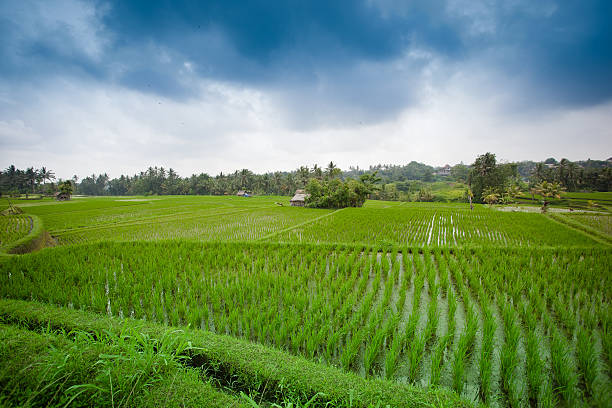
[0, 298, 473, 408]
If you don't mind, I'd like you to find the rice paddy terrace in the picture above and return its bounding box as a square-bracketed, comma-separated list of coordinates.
[0, 195, 611, 407]
[0, 214, 32, 249]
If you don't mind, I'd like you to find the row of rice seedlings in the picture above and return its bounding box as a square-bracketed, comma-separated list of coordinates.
[340, 263, 385, 371]
[385, 327, 404, 380]
[451, 303, 478, 395]
[575, 327, 600, 400]
[363, 293, 394, 375]
[447, 283, 457, 345]
[424, 283, 439, 345]
[602, 321, 612, 377]
[403, 255, 426, 384]
[384, 265, 411, 379]
[340, 305, 377, 369]
[500, 299, 523, 408]
[408, 332, 428, 383]
[429, 333, 451, 387]
[403, 257, 425, 340]
[550, 328, 580, 405]
[364, 262, 401, 374]
[525, 329, 545, 405]
[325, 291, 359, 362]
[479, 304, 496, 404]
[436, 253, 450, 298]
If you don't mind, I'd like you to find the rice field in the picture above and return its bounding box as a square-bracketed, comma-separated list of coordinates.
[1, 241, 610, 406]
[560, 213, 612, 236]
[1, 195, 610, 407]
[270, 206, 601, 247]
[14, 196, 604, 248]
[0, 214, 33, 248]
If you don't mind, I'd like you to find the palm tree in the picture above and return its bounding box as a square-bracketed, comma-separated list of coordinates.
[465, 188, 474, 210]
[239, 169, 253, 189]
[529, 186, 538, 202]
[482, 187, 499, 206]
[534, 181, 565, 213]
[24, 167, 38, 198]
[503, 184, 521, 205]
[297, 166, 310, 187]
[325, 161, 341, 179]
[39, 167, 56, 195]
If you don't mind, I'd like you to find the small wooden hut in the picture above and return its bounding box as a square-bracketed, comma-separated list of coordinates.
[55, 192, 71, 201]
[290, 189, 310, 207]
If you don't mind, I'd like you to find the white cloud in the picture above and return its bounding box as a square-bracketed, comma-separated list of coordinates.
[1, 58, 611, 180]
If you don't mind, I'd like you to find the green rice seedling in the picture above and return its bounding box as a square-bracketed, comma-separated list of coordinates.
[408, 332, 427, 383]
[341, 330, 363, 371]
[479, 308, 496, 403]
[412, 274, 425, 313]
[395, 280, 408, 316]
[539, 378, 556, 408]
[325, 328, 343, 363]
[364, 326, 386, 376]
[429, 334, 449, 388]
[385, 330, 404, 380]
[451, 339, 467, 395]
[403, 311, 419, 348]
[424, 298, 439, 345]
[550, 329, 580, 406]
[447, 289, 457, 343]
[576, 328, 598, 398]
[500, 301, 522, 407]
[462, 304, 478, 354]
[478, 352, 492, 403]
[500, 343, 520, 407]
[602, 323, 612, 376]
[525, 331, 544, 405]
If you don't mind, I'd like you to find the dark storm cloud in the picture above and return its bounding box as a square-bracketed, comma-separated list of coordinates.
[1, 0, 611, 115]
[468, 0, 612, 107]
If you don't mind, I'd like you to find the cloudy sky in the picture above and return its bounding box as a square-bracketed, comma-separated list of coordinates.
[1, 0, 611, 179]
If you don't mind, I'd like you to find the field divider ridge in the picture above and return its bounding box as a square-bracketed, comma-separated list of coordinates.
[257, 208, 344, 241]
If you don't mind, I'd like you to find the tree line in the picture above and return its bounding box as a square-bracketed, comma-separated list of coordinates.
[1, 156, 610, 200]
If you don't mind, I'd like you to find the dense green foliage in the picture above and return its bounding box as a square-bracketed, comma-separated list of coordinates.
[305, 178, 371, 208]
[468, 153, 520, 203]
[3, 156, 608, 199]
[530, 158, 612, 192]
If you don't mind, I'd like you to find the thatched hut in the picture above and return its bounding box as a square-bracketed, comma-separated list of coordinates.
[55, 192, 71, 201]
[290, 189, 310, 207]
